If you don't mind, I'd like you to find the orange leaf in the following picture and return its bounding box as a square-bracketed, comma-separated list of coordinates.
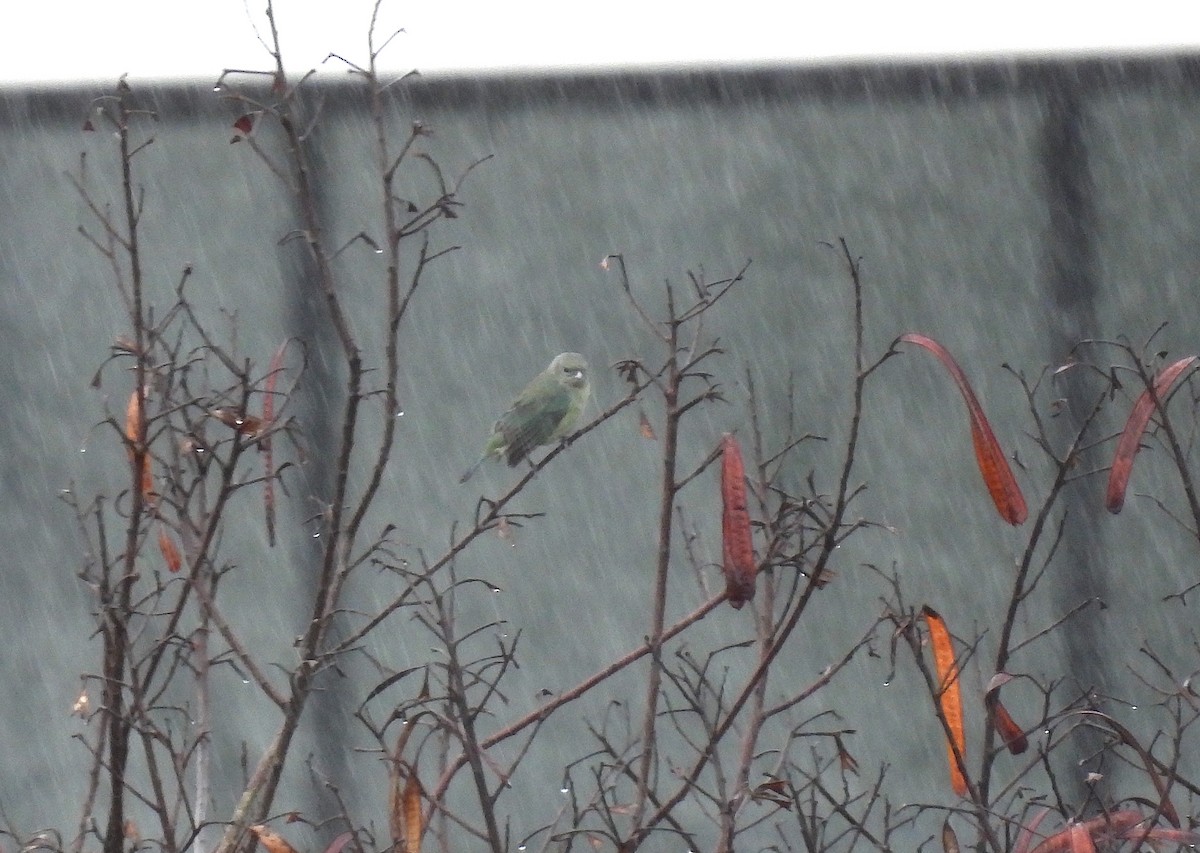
[249, 826, 299, 853]
[1105, 355, 1197, 513]
[389, 762, 423, 853]
[389, 726, 421, 850]
[157, 526, 182, 573]
[922, 606, 968, 796]
[638, 409, 656, 440]
[898, 334, 1027, 525]
[991, 698, 1027, 754]
[125, 388, 153, 500]
[720, 434, 755, 608]
[403, 772, 423, 853]
[124, 389, 139, 450]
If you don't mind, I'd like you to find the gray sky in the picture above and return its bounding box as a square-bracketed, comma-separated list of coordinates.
[6, 1, 1199, 86]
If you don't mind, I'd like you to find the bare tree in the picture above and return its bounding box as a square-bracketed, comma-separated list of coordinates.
[44, 6, 1200, 853]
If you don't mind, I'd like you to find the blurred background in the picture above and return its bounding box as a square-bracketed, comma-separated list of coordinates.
[1, 2, 1199, 847]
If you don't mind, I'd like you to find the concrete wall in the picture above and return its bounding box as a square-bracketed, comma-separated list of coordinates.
[1, 55, 1198, 845]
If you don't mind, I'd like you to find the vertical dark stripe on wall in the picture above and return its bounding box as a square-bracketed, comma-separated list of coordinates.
[1039, 73, 1109, 804]
[277, 94, 357, 826]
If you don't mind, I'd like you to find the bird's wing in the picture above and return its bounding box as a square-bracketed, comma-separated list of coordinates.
[496, 384, 572, 466]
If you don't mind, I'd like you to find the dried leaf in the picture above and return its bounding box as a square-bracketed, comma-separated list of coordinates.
[402, 772, 423, 853]
[811, 567, 837, 588]
[388, 755, 404, 845]
[720, 434, 755, 608]
[125, 388, 153, 500]
[898, 334, 1028, 525]
[754, 778, 788, 795]
[1130, 827, 1200, 845]
[389, 726, 422, 852]
[921, 605, 968, 797]
[249, 826, 299, 853]
[210, 407, 264, 437]
[1014, 808, 1052, 853]
[232, 113, 255, 136]
[1105, 355, 1198, 513]
[941, 818, 960, 853]
[985, 671, 1016, 693]
[638, 409, 656, 439]
[749, 777, 793, 809]
[991, 698, 1027, 754]
[321, 832, 355, 853]
[124, 389, 140, 447]
[112, 335, 140, 356]
[1027, 810, 1145, 853]
[82, 118, 95, 132]
[836, 738, 859, 775]
[157, 526, 182, 573]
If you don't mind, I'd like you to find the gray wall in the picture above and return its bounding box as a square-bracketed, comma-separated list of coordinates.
[1, 56, 1198, 845]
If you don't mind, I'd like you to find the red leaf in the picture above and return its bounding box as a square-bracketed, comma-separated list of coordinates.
[922, 606, 968, 797]
[321, 833, 355, 853]
[898, 334, 1027, 525]
[1105, 355, 1197, 513]
[991, 698, 1028, 754]
[1014, 808, 1051, 853]
[720, 434, 755, 608]
[232, 113, 255, 136]
[1067, 823, 1097, 853]
[82, 118, 95, 132]
[157, 526, 182, 573]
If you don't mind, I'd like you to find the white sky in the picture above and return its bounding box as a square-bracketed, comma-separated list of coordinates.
[5, 1, 1199, 87]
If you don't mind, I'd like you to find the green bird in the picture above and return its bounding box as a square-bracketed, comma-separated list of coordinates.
[460, 352, 590, 483]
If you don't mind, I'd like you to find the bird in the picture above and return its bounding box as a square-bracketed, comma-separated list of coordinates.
[460, 352, 590, 483]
